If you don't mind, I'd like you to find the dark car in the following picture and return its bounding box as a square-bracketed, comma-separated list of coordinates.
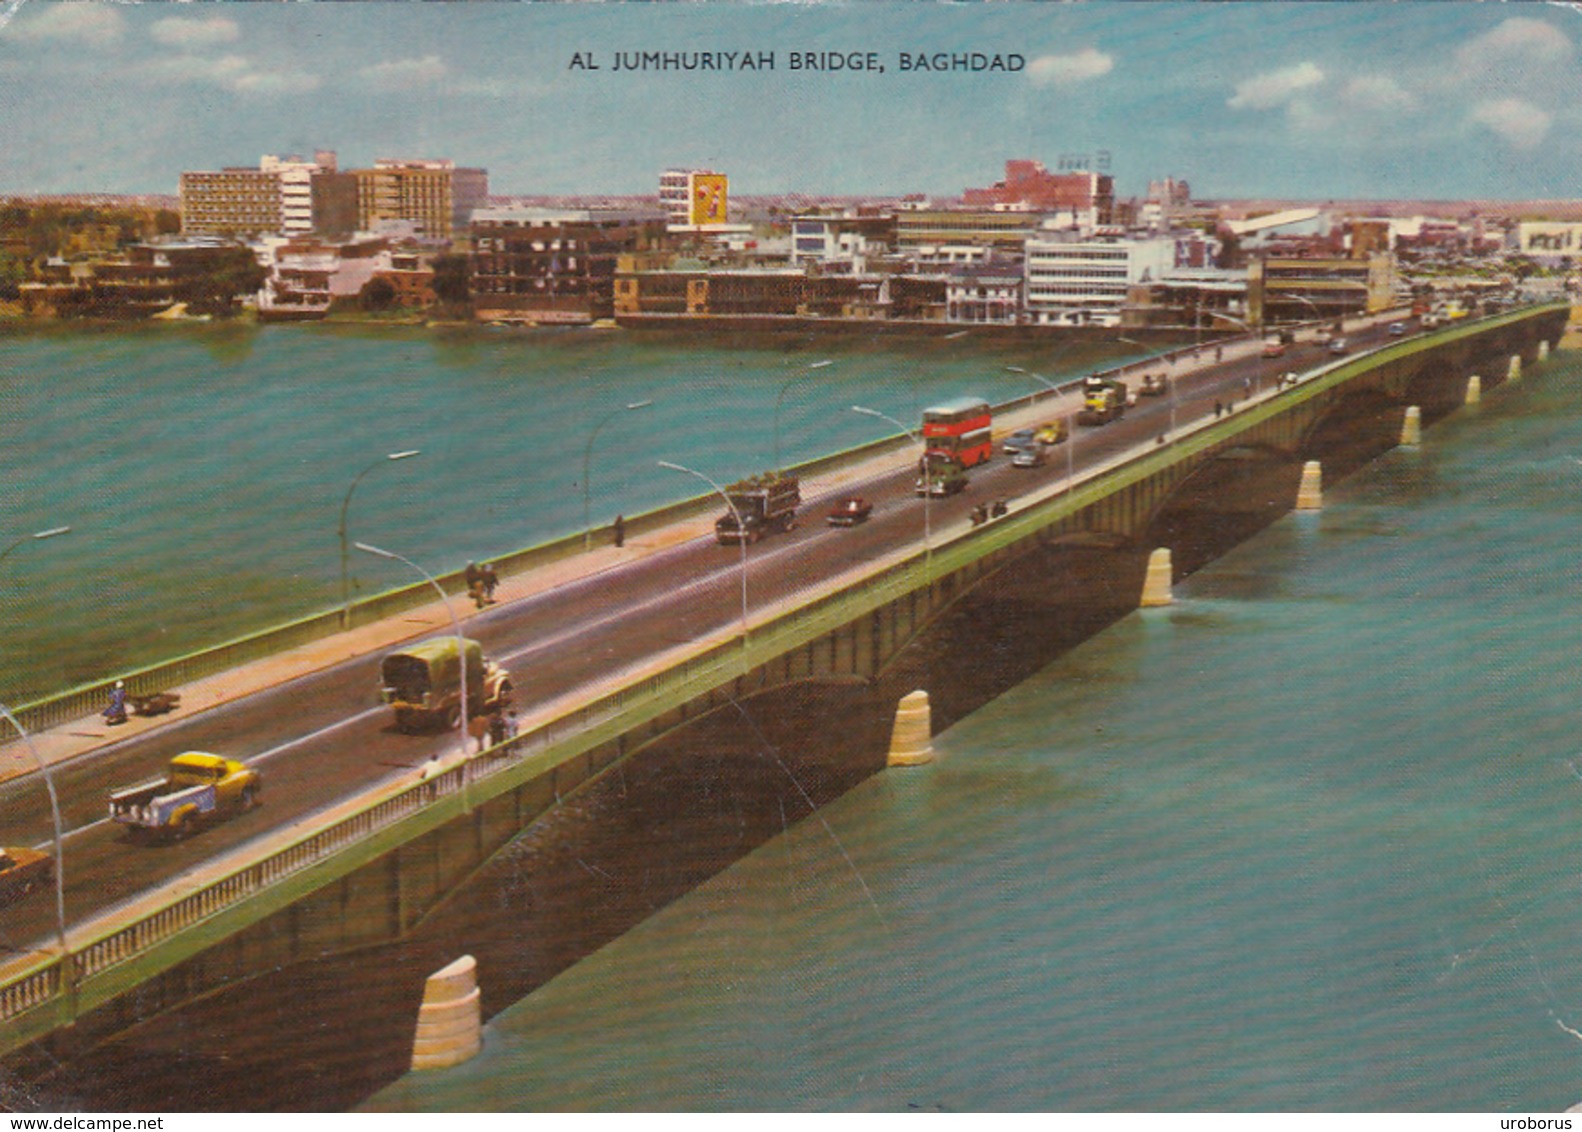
[1002, 428, 1038, 455]
[1011, 445, 1048, 468]
[826, 497, 873, 527]
[1388, 322, 1407, 336]
[1329, 337, 1349, 355]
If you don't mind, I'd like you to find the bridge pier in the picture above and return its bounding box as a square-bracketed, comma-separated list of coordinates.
[1509, 355, 1522, 383]
[887, 690, 934, 767]
[410, 955, 481, 1070]
[1296, 461, 1323, 511]
[1466, 375, 1481, 405]
[1540, 340, 1551, 362]
[1140, 547, 1173, 607]
[1400, 406, 1421, 447]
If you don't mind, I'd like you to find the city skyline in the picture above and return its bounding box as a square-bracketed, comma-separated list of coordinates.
[1, 2, 1579, 203]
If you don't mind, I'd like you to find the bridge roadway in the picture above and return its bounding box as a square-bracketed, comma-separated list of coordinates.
[0, 313, 1410, 958]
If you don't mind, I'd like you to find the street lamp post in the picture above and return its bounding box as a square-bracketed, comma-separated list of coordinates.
[774, 359, 832, 475]
[1004, 364, 1061, 407]
[657, 461, 750, 645]
[851, 404, 932, 579]
[339, 451, 420, 629]
[582, 400, 654, 552]
[0, 526, 71, 568]
[0, 704, 69, 987]
[355, 541, 470, 761]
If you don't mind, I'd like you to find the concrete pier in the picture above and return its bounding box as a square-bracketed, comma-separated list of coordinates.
[1296, 461, 1323, 511]
[411, 955, 482, 1070]
[1139, 548, 1173, 607]
[1540, 340, 1550, 362]
[887, 690, 934, 767]
[1400, 406, 1421, 447]
[1466, 375, 1481, 405]
[1509, 354, 1522, 383]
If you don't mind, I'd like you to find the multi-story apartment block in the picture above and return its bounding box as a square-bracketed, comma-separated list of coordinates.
[1023, 232, 1176, 327]
[181, 150, 357, 238]
[354, 159, 489, 242]
[181, 151, 354, 240]
[470, 207, 668, 323]
[659, 169, 728, 227]
[180, 167, 284, 239]
[1247, 253, 1398, 325]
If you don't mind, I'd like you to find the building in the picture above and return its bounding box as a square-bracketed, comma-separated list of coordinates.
[659, 169, 729, 227]
[1247, 253, 1399, 325]
[470, 207, 668, 323]
[789, 213, 895, 267]
[180, 167, 284, 239]
[181, 152, 353, 240]
[945, 262, 1023, 324]
[354, 159, 488, 242]
[963, 160, 1115, 229]
[894, 209, 1042, 257]
[1022, 232, 1176, 327]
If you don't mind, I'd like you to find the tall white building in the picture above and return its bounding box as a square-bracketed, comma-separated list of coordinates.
[659, 168, 728, 227]
[1023, 233, 1177, 327]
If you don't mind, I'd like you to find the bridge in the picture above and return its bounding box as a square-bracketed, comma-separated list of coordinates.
[0, 302, 1567, 1085]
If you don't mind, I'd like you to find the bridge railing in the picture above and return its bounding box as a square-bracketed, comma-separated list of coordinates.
[0, 302, 1565, 1044]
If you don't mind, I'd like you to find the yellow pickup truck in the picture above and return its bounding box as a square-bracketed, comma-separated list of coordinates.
[108, 752, 261, 843]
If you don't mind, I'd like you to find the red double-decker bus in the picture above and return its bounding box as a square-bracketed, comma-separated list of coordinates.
[921, 396, 993, 468]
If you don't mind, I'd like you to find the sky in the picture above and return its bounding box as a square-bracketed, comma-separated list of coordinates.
[0, 1, 1580, 202]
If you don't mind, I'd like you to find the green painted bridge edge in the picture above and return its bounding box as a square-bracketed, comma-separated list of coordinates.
[0, 303, 1563, 1056]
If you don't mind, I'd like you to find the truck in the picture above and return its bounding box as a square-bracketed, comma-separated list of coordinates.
[379, 636, 514, 733]
[915, 454, 968, 496]
[109, 751, 260, 842]
[713, 472, 801, 545]
[1077, 375, 1128, 426]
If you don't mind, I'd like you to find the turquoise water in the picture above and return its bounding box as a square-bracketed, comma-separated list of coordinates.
[0, 323, 1150, 704]
[365, 354, 1582, 1112]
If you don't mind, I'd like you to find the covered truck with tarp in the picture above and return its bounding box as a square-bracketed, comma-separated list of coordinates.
[714, 472, 801, 545]
[379, 636, 513, 733]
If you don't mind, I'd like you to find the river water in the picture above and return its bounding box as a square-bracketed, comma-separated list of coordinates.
[360, 351, 1582, 1112]
[0, 322, 1145, 706]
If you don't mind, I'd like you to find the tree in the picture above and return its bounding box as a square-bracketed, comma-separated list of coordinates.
[359, 276, 397, 311]
[184, 247, 267, 316]
[429, 254, 471, 308]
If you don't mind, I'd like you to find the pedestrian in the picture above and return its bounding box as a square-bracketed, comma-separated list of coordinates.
[1214, 400, 1223, 418]
[1243, 376, 1252, 398]
[505, 710, 519, 739]
[464, 561, 484, 608]
[614, 514, 626, 549]
[468, 712, 491, 753]
[1215, 346, 1223, 363]
[103, 680, 128, 726]
[488, 711, 507, 747]
[481, 562, 499, 604]
[418, 753, 440, 800]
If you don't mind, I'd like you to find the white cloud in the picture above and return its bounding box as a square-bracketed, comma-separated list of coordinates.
[1340, 75, 1417, 115]
[1470, 97, 1552, 149]
[359, 55, 447, 91]
[1457, 17, 1572, 71]
[141, 54, 320, 96]
[9, 4, 123, 46]
[150, 16, 241, 49]
[1026, 48, 1113, 87]
[1227, 62, 1324, 111]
